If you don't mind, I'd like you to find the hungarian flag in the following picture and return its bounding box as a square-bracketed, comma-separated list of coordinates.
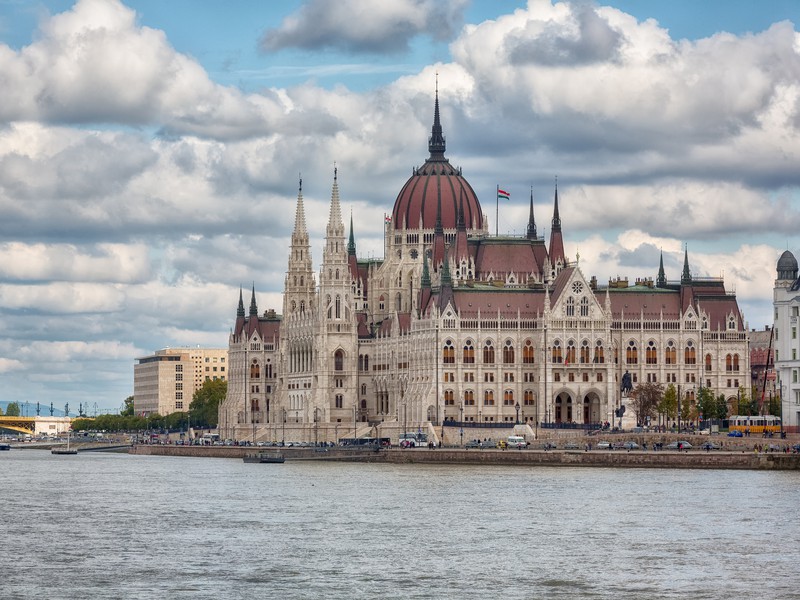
[497, 188, 510, 201]
[385, 215, 392, 224]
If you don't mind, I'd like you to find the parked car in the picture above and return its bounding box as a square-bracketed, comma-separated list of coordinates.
[541, 442, 557, 450]
[465, 440, 482, 449]
[563, 441, 580, 450]
[623, 441, 640, 450]
[595, 441, 612, 449]
[701, 441, 721, 450]
[666, 441, 693, 450]
[727, 430, 743, 437]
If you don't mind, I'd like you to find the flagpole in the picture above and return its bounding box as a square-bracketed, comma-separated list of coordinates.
[496, 184, 499, 237]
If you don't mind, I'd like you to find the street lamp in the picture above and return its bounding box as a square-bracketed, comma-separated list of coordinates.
[282, 408, 286, 446]
[515, 402, 520, 424]
[459, 402, 464, 447]
[314, 408, 319, 447]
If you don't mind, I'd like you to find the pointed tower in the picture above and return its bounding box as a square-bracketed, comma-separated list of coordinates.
[320, 166, 351, 324]
[681, 245, 692, 285]
[453, 190, 469, 271]
[432, 177, 446, 270]
[526, 186, 537, 240]
[249, 283, 258, 317]
[656, 250, 667, 288]
[283, 176, 317, 319]
[419, 250, 432, 316]
[548, 177, 566, 268]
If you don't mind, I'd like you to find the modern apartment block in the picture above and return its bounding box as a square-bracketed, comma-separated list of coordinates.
[134, 347, 227, 416]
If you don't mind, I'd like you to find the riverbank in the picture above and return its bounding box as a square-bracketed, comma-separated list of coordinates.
[129, 443, 800, 470]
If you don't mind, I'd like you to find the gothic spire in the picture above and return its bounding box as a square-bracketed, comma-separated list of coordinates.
[548, 177, 565, 266]
[681, 245, 692, 284]
[657, 250, 667, 287]
[428, 74, 446, 159]
[237, 286, 245, 318]
[293, 175, 307, 236]
[249, 283, 258, 317]
[551, 176, 561, 232]
[347, 209, 356, 256]
[421, 250, 431, 288]
[327, 165, 343, 232]
[526, 186, 537, 239]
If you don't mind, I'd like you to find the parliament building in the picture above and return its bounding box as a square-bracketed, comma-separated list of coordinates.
[218, 91, 749, 442]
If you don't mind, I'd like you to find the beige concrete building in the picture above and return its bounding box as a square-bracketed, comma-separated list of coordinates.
[134, 347, 227, 416]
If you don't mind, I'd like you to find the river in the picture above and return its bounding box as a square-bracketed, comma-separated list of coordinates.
[2, 450, 798, 599]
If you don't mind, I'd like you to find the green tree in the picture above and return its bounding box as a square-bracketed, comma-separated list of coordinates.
[658, 383, 678, 425]
[0, 404, 4, 416]
[715, 393, 729, 419]
[5, 401, 20, 416]
[121, 396, 135, 417]
[189, 379, 227, 428]
[696, 387, 715, 422]
[680, 395, 693, 427]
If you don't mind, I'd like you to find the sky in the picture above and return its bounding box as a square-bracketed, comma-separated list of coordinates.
[0, 0, 799, 415]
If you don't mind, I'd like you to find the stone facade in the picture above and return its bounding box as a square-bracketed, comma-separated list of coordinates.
[218, 93, 749, 443]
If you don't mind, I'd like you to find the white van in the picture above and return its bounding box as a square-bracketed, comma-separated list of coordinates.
[507, 435, 527, 449]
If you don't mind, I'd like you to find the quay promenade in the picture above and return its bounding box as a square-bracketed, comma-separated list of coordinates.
[130, 442, 800, 470]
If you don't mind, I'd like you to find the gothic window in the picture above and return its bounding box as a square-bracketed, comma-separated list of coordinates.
[580, 297, 589, 317]
[265, 362, 272, 378]
[523, 340, 535, 364]
[503, 340, 515, 364]
[733, 354, 740, 371]
[483, 340, 495, 364]
[250, 360, 260, 379]
[728, 316, 736, 330]
[334, 350, 344, 371]
[684, 341, 696, 365]
[464, 390, 475, 405]
[524, 390, 535, 406]
[463, 340, 475, 364]
[726, 354, 732, 372]
[566, 297, 575, 317]
[646, 341, 657, 365]
[443, 340, 455, 364]
[594, 340, 604, 364]
[565, 341, 576, 365]
[483, 390, 494, 406]
[361, 384, 367, 395]
[379, 295, 385, 311]
[503, 390, 514, 406]
[626, 341, 638, 365]
[336, 269, 340, 280]
[580, 340, 590, 364]
[300, 301, 305, 314]
[336, 395, 343, 408]
[396, 292, 402, 311]
[552, 340, 563, 364]
[666, 341, 676, 365]
[444, 390, 455, 405]
[705, 353, 712, 372]
[300, 276, 304, 286]
[335, 295, 341, 319]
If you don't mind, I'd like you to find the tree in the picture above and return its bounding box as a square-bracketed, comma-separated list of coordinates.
[5, 401, 20, 416]
[696, 387, 715, 423]
[630, 381, 663, 426]
[189, 379, 227, 428]
[737, 388, 758, 416]
[0, 404, 3, 416]
[715, 393, 729, 420]
[121, 396, 135, 417]
[658, 384, 678, 426]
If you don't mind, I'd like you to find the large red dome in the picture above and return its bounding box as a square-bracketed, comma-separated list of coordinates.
[391, 94, 483, 231]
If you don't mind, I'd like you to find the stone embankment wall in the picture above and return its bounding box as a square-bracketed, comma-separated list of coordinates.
[130, 444, 800, 470]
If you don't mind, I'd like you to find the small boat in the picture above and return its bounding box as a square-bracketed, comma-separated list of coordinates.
[243, 451, 285, 464]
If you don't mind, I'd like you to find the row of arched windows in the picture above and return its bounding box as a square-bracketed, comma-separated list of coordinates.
[445, 389, 537, 407]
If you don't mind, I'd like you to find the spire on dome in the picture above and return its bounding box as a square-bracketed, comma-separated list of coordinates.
[526, 186, 537, 239]
[249, 283, 258, 317]
[237, 286, 245, 318]
[433, 176, 445, 269]
[656, 250, 667, 287]
[428, 74, 446, 159]
[681, 245, 692, 284]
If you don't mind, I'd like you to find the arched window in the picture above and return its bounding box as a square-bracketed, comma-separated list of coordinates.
[646, 341, 657, 365]
[503, 390, 514, 406]
[565, 341, 576, 365]
[361, 384, 367, 395]
[705, 353, 712, 372]
[666, 341, 677, 365]
[594, 340, 604, 364]
[464, 390, 475, 405]
[250, 360, 260, 379]
[396, 292, 402, 311]
[726, 354, 732, 372]
[580, 340, 590, 364]
[580, 297, 589, 317]
[444, 390, 455, 405]
[566, 297, 575, 317]
[524, 390, 535, 406]
[684, 341, 696, 365]
[483, 390, 494, 406]
[552, 340, 563, 364]
[335, 295, 341, 319]
[733, 354, 740, 371]
[483, 340, 495, 364]
[626, 341, 638, 365]
[522, 340, 535, 364]
[443, 340, 455, 364]
[334, 350, 344, 371]
[503, 340, 515, 364]
[462, 340, 474, 364]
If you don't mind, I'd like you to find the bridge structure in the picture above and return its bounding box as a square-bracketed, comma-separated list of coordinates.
[0, 416, 37, 435]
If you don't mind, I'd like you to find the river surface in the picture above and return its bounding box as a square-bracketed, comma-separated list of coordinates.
[1, 450, 798, 599]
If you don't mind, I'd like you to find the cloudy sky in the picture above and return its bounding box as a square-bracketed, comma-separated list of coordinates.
[1, 0, 798, 415]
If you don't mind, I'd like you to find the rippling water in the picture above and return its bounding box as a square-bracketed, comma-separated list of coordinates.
[2, 450, 799, 599]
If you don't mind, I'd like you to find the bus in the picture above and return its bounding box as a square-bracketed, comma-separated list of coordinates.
[727, 415, 781, 435]
[398, 432, 428, 448]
